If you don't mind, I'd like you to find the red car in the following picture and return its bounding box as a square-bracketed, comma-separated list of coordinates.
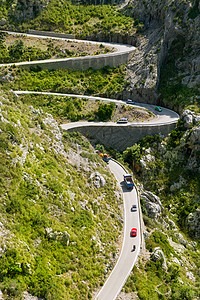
[131, 228, 137, 237]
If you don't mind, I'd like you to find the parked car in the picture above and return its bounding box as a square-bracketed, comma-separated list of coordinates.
[131, 228, 137, 237]
[126, 99, 135, 105]
[155, 106, 162, 112]
[131, 204, 137, 212]
[117, 118, 128, 124]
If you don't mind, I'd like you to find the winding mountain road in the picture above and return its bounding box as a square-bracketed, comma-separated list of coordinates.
[14, 91, 179, 127]
[0, 31, 135, 69]
[95, 159, 140, 300]
[2, 31, 179, 299]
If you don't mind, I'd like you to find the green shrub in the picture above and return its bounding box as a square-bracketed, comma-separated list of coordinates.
[96, 102, 115, 121]
[146, 230, 175, 257]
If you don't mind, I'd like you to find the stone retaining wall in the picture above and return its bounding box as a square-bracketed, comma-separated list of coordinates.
[27, 30, 76, 39]
[18, 51, 134, 71]
[66, 123, 176, 151]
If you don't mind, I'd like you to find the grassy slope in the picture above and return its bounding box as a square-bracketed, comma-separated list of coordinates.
[0, 88, 123, 299]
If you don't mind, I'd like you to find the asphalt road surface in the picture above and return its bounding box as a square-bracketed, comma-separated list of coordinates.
[95, 159, 140, 300]
[14, 91, 179, 127]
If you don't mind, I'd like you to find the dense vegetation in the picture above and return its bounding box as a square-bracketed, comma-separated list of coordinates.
[2, 65, 127, 97]
[0, 89, 123, 299]
[1, 0, 139, 39]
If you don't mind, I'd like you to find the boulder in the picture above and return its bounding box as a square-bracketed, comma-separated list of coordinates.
[186, 208, 200, 239]
[90, 172, 106, 188]
[174, 232, 188, 246]
[141, 191, 162, 219]
[45, 228, 70, 245]
[188, 125, 200, 146]
[182, 110, 194, 128]
[0, 18, 7, 26]
[151, 247, 167, 270]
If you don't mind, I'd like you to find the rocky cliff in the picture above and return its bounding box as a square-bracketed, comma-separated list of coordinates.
[123, 0, 200, 104]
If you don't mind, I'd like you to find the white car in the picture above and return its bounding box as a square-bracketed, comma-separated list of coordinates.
[117, 118, 128, 124]
[131, 205, 137, 212]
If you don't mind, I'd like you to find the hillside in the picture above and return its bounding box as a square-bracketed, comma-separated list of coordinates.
[0, 88, 124, 299]
[0, 0, 200, 299]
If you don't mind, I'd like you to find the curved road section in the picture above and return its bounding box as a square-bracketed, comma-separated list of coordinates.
[5, 31, 179, 300]
[0, 31, 135, 70]
[14, 91, 179, 299]
[14, 91, 180, 126]
[95, 159, 140, 300]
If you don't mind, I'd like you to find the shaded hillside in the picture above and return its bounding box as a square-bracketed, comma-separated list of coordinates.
[123, 0, 200, 105]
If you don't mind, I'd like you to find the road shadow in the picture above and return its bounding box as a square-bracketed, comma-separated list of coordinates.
[120, 181, 134, 194]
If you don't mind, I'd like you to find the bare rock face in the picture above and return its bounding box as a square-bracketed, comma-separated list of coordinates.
[186, 208, 200, 239]
[182, 110, 195, 129]
[10, 0, 49, 20]
[141, 190, 162, 219]
[151, 247, 167, 270]
[124, 0, 199, 102]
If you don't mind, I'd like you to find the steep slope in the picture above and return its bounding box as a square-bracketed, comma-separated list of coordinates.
[123, 0, 200, 105]
[0, 88, 123, 299]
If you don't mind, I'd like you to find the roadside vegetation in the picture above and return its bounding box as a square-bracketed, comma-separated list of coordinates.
[19, 94, 153, 123]
[0, 32, 113, 64]
[0, 89, 123, 299]
[1, 65, 128, 97]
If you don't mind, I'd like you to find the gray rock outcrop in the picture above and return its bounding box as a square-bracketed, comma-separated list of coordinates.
[10, 0, 49, 21]
[188, 125, 200, 147]
[45, 228, 70, 245]
[186, 208, 200, 239]
[123, 0, 200, 103]
[90, 172, 106, 188]
[174, 232, 188, 246]
[182, 110, 195, 129]
[141, 190, 163, 219]
[140, 154, 155, 169]
[151, 247, 167, 270]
